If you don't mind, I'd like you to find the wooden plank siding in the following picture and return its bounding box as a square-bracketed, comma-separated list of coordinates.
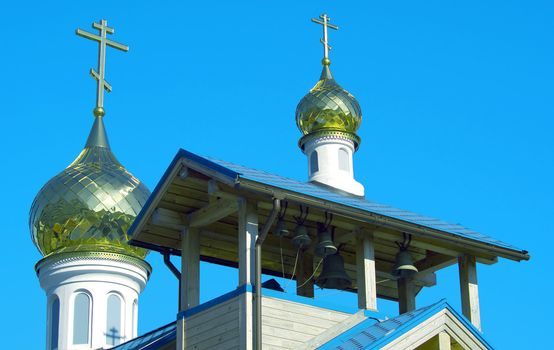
[261, 296, 352, 349]
[182, 296, 240, 349]
[178, 291, 352, 349]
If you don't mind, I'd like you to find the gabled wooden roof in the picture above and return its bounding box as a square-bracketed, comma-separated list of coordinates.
[128, 148, 529, 300]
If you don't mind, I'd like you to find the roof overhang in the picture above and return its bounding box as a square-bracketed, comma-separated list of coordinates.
[128, 149, 529, 300]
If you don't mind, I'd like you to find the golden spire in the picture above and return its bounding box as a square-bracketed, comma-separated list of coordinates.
[76, 19, 129, 118]
[311, 14, 339, 66]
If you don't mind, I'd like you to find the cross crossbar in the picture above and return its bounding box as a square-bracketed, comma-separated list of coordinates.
[76, 19, 128, 114]
[311, 14, 339, 62]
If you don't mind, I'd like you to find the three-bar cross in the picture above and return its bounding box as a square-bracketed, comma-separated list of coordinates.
[76, 19, 129, 116]
[311, 14, 339, 62]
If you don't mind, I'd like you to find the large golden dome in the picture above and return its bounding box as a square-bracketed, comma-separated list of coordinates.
[29, 116, 150, 259]
[296, 64, 362, 149]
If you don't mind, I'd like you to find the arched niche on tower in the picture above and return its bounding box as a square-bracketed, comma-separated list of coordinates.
[310, 150, 319, 175]
[72, 290, 92, 346]
[338, 147, 350, 171]
[132, 299, 138, 338]
[106, 292, 125, 346]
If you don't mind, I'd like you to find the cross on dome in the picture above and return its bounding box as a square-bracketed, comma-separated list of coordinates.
[76, 19, 129, 117]
[311, 14, 339, 65]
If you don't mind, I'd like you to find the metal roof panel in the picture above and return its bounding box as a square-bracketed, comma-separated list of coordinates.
[318, 299, 494, 349]
[204, 155, 524, 254]
[128, 149, 528, 261]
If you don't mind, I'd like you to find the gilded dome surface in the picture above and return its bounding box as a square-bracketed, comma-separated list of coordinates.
[296, 65, 362, 145]
[29, 117, 150, 259]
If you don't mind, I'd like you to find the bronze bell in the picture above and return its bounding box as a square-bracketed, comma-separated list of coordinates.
[315, 253, 352, 290]
[291, 224, 311, 249]
[392, 249, 418, 277]
[314, 228, 337, 257]
[273, 219, 289, 237]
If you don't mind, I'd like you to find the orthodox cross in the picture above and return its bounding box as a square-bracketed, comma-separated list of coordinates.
[311, 14, 339, 64]
[76, 19, 129, 116]
[105, 327, 125, 345]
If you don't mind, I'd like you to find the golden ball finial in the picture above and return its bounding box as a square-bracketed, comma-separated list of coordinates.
[322, 58, 331, 66]
[93, 107, 105, 117]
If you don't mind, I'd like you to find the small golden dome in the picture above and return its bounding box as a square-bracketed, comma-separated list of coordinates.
[29, 117, 150, 259]
[296, 65, 362, 149]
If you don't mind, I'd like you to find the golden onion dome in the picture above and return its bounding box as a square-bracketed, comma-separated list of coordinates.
[29, 116, 150, 259]
[296, 64, 362, 150]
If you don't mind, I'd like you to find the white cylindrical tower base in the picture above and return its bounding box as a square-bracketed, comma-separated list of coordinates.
[36, 252, 151, 350]
[303, 135, 365, 196]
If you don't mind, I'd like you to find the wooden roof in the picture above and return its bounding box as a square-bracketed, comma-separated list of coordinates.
[129, 149, 529, 300]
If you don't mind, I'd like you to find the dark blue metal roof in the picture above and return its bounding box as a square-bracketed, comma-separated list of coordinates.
[110, 322, 175, 350]
[318, 299, 493, 349]
[201, 153, 524, 254]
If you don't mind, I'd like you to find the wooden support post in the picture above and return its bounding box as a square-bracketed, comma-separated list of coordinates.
[296, 249, 314, 298]
[238, 200, 257, 350]
[180, 227, 200, 309]
[419, 332, 451, 350]
[458, 255, 481, 330]
[238, 200, 258, 286]
[176, 318, 185, 350]
[398, 277, 416, 314]
[176, 227, 200, 350]
[356, 231, 377, 311]
[438, 332, 452, 350]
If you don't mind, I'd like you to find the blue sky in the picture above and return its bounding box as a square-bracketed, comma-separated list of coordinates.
[2, 1, 552, 349]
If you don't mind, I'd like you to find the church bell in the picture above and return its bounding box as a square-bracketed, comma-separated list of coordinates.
[273, 218, 289, 237]
[392, 249, 418, 277]
[291, 224, 311, 249]
[315, 253, 352, 290]
[314, 227, 337, 257]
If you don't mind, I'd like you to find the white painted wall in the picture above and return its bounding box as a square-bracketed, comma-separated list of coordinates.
[303, 136, 365, 196]
[37, 254, 150, 350]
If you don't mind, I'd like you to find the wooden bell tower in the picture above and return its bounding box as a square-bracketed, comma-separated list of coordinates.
[127, 149, 528, 349]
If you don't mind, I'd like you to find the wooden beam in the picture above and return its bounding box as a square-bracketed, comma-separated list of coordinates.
[398, 277, 416, 314]
[258, 201, 500, 264]
[238, 291, 254, 350]
[238, 200, 258, 285]
[131, 160, 185, 244]
[152, 207, 186, 230]
[178, 166, 189, 180]
[185, 198, 238, 228]
[415, 251, 457, 274]
[419, 332, 452, 350]
[438, 332, 452, 350]
[458, 255, 481, 330]
[176, 227, 200, 350]
[296, 250, 314, 297]
[180, 227, 200, 310]
[176, 318, 185, 350]
[237, 200, 257, 349]
[356, 231, 377, 311]
[344, 258, 437, 288]
[208, 179, 239, 202]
